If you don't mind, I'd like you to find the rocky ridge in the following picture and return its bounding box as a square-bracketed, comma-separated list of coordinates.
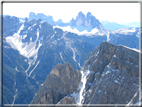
[82, 42, 139, 104]
[31, 62, 81, 104]
[31, 42, 139, 105]
[3, 14, 140, 104]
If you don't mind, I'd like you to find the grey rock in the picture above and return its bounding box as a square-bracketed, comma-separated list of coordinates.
[31, 84, 65, 104]
[82, 42, 139, 104]
[31, 62, 81, 104]
[44, 62, 81, 95]
[31, 42, 139, 105]
[57, 96, 76, 104]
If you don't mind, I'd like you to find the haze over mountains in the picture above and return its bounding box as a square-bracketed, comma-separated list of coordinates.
[2, 11, 140, 105]
[101, 21, 140, 31]
[27, 12, 140, 31]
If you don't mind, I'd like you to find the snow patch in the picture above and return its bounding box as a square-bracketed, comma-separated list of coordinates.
[60, 52, 65, 63]
[66, 41, 81, 68]
[29, 60, 40, 76]
[89, 89, 92, 93]
[41, 84, 49, 89]
[136, 32, 140, 38]
[28, 26, 31, 30]
[20, 19, 24, 22]
[40, 21, 46, 24]
[127, 91, 139, 105]
[122, 46, 140, 52]
[106, 70, 111, 74]
[70, 92, 79, 103]
[57, 32, 67, 41]
[50, 34, 55, 40]
[70, 47, 77, 62]
[114, 55, 117, 57]
[112, 28, 136, 35]
[53, 25, 107, 36]
[6, 27, 42, 75]
[12, 88, 18, 105]
[6, 25, 42, 58]
[33, 23, 36, 27]
[77, 65, 90, 104]
[7, 27, 41, 77]
[15, 66, 19, 72]
[39, 25, 41, 28]
[106, 30, 110, 42]
[114, 80, 120, 84]
[22, 35, 27, 39]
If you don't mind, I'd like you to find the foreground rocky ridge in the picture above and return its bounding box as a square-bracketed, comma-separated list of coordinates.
[31, 42, 139, 105]
[31, 62, 81, 104]
[82, 42, 139, 104]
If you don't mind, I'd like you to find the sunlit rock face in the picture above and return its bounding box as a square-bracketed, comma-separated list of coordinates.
[31, 62, 81, 104]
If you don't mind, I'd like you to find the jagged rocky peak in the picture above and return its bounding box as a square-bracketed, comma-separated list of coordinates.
[3, 15, 21, 38]
[31, 42, 139, 105]
[81, 42, 117, 72]
[81, 41, 139, 104]
[70, 11, 101, 28]
[82, 41, 139, 76]
[31, 62, 81, 104]
[29, 12, 56, 25]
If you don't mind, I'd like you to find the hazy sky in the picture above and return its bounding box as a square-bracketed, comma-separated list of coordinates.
[3, 3, 140, 24]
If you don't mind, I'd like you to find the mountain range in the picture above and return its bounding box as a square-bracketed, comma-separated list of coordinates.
[2, 11, 140, 105]
[101, 21, 129, 31]
[26, 12, 140, 31]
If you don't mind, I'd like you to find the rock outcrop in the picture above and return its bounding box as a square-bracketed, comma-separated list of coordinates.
[31, 42, 139, 105]
[31, 62, 81, 104]
[57, 96, 76, 104]
[82, 42, 139, 104]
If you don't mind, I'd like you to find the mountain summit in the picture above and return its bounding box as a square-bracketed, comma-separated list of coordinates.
[31, 62, 81, 104]
[70, 11, 101, 29]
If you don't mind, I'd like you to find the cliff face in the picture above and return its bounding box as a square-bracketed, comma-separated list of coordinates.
[31, 62, 81, 104]
[82, 42, 139, 104]
[31, 42, 139, 105]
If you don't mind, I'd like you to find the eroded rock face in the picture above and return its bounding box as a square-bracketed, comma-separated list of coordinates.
[82, 42, 139, 104]
[31, 85, 65, 104]
[31, 42, 139, 105]
[44, 62, 81, 95]
[57, 96, 76, 104]
[31, 62, 81, 104]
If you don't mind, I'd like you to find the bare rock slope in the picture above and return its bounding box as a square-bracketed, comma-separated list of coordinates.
[31, 62, 81, 104]
[31, 42, 139, 105]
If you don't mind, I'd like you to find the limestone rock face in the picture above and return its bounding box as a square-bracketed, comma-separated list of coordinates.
[31, 42, 139, 105]
[31, 62, 81, 104]
[57, 96, 76, 104]
[82, 42, 139, 104]
[44, 62, 81, 95]
[31, 85, 65, 104]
